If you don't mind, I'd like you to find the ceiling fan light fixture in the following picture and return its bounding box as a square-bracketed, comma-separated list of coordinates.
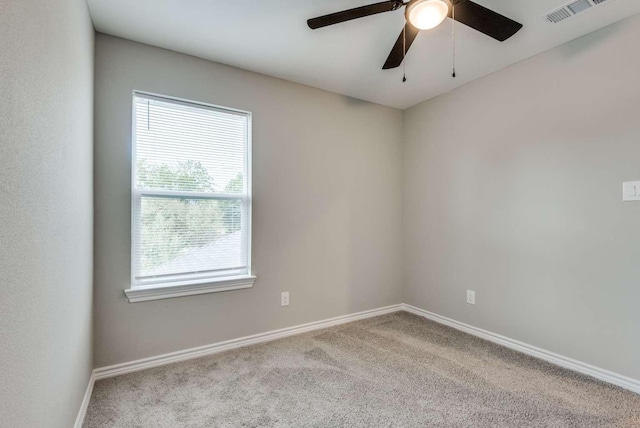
[407, 0, 451, 30]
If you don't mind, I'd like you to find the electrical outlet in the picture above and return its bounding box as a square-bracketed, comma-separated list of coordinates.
[623, 181, 640, 201]
[281, 292, 290, 307]
[466, 290, 476, 305]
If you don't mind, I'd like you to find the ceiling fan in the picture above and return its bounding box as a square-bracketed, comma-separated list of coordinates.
[307, 0, 523, 70]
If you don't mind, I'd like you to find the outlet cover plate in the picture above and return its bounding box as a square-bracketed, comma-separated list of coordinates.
[466, 290, 476, 305]
[281, 292, 290, 306]
[623, 181, 640, 201]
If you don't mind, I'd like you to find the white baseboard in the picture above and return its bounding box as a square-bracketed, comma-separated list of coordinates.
[73, 372, 95, 428]
[402, 303, 640, 395]
[93, 304, 404, 380]
[76, 301, 638, 427]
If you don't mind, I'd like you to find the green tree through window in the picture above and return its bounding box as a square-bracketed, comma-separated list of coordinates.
[221, 172, 243, 234]
[138, 160, 238, 272]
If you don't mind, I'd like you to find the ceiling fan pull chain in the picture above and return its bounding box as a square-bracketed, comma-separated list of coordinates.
[452, 2, 456, 78]
[402, 23, 407, 82]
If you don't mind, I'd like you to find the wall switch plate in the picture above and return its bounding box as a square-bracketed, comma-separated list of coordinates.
[281, 292, 290, 307]
[466, 290, 476, 305]
[623, 181, 640, 201]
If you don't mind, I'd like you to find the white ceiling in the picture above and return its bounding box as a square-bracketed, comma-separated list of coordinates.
[87, 0, 640, 109]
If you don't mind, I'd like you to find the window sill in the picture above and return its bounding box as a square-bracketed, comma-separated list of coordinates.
[124, 275, 256, 303]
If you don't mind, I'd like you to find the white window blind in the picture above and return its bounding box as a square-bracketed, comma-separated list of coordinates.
[131, 93, 251, 288]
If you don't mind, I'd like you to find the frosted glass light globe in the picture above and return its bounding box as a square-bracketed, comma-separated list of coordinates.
[407, 0, 450, 30]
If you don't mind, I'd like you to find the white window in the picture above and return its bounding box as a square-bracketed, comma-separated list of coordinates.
[125, 92, 254, 303]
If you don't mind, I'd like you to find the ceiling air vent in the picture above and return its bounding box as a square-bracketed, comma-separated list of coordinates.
[544, 0, 613, 24]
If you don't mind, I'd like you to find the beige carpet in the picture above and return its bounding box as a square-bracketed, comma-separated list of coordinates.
[84, 312, 640, 427]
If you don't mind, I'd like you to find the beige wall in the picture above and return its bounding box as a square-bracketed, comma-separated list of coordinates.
[0, 0, 94, 427]
[93, 34, 404, 367]
[403, 14, 640, 380]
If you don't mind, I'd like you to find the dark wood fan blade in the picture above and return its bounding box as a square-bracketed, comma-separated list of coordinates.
[308, 1, 403, 29]
[382, 23, 420, 70]
[451, 0, 522, 41]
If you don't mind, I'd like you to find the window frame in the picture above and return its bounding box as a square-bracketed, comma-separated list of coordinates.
[125, 91, 255, 303]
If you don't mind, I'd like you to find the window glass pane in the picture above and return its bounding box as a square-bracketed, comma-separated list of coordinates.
[132, 93, 250, 286]
[135, 196, 247, 279]
[135, 96, 246, 194]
